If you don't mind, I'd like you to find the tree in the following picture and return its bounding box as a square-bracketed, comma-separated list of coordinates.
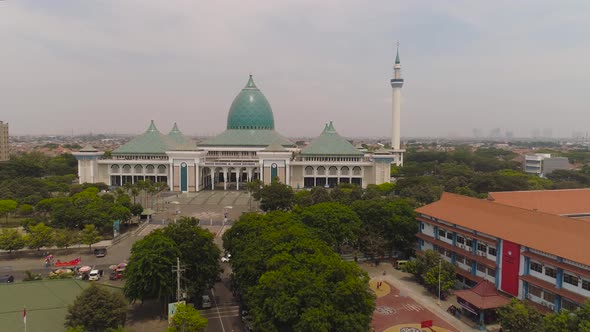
[54, 229, 78, 252]
[129, 203, 143, 217]
[124, 231, 180, 305]
[26, 222, 54, 251]
[497, 299, 543, 332]
[403, 249, 456, 298]
[162, 217, 221, 297]
[0, 199, 18, 223]
[296, 202, 361, 252]
[0, 228, 25, 253]
[310, 186, 331, 205]
[543, 309, 578, 332]
[167, 303, 208, 332]
[65, 283, 127, 332]
[80, 224, 101, 252]
[253, 181, 294, 211]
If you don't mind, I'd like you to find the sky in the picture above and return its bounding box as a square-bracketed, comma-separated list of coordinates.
[2, 1, 590, 138]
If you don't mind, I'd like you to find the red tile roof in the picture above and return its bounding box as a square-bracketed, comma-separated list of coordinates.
[454, 281, 511, 309]
[488, 189, 590, 216]
[416, 193, 590, 267]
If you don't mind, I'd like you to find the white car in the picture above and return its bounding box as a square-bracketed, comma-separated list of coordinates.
[221, 254, 231, 262]
[88, 270, 101, 281]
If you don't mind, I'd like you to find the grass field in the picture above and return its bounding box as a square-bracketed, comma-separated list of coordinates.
[0, 279, 123, 332]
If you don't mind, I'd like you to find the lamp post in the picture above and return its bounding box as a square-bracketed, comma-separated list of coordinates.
[437, 258, 442, 306]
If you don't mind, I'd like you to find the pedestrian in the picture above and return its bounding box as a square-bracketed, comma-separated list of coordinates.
[376, 282, 380, 289]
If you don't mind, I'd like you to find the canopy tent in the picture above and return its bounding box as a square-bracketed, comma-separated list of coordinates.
[54, 257, 81, 267]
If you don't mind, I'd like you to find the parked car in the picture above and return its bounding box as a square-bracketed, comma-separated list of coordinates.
[0, 275, 14, 283]
[94, 248, 107, 257]
[88, 269, 103, 281]
[201, 295, 212, 309]
[109, 272, 123, 280]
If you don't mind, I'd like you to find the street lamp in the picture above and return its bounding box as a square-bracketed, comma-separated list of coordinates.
[437, 258, 442, 306]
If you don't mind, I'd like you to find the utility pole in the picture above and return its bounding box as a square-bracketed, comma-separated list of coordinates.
[172, 257, 185, 302]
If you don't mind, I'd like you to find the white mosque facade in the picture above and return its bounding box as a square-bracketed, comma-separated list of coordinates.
[74, 56, 405, 192]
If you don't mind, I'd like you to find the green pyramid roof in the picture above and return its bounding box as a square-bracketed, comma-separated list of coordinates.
[226, 75, 275, 130]
[167, 122, 196, 150]
[113, 121, 196, 155]
[200, 129, 295, 148]
[301, 122, 363, 156]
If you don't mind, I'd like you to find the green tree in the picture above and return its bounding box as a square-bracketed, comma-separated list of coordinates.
[162, 217, 221, 297]
[80, 224, 101, 252]
[0, 228, 25, 253]
[253, 181, 294, 211]
[497, 299, 543, 332]
[0, 199, 18, 223]
[293, 190, 313, 207]
[167, 303, 208, 332]
[65, 284, 127, 332]
[543, 309, 578, 332]
[403, 250, 456, 298]
[124, 231, 180, 305]
[129, 203, 143, 217]
[54, 229, 78, 252]
[26, 222, 54, 251]
[310, 186, 331, 205]
[296, 202, 361, 252]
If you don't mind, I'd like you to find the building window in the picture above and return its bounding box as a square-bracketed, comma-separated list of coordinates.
[466, 239, 473, 247]
[477, 243, 487, 252]
[477, 264, 486, 273]
[317, 166, 326, 176]
[446, 232, 453, 240]
[445, 250, 452, 258]
[563, 273, 579, 286]
[583, 279, 590, 291]
[465, 258, 473, 266]
[543, 291, 556, 303]
[544, 266, 557, 279]
[340, 166, 349, 175]
[487, 268, 496, 277]
[456, 256, 465, 264]
[420, 223, 425, 230]
[529, 285, 542, 297]
[530, 261, 543, 273]
[438, 229, 445, 238]
[457, 236, 465, 244]
[562, 298, 579, 311]
[305, 166, 313, 176]
[488, 247, 497, 256]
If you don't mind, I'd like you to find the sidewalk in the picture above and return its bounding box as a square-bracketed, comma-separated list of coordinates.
[361, 262, 481, 332]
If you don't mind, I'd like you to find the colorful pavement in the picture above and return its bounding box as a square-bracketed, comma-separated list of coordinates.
[371, 279, 458, 332]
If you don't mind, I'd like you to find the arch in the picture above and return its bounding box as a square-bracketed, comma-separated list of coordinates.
[352, 166, 362, 176]
[122, 165, 132, 174]
[317, 166, 326, 176]
[110, 165, 120, 173]
[305, 166, 314, 176]
[145, 165, 155, 174]
[329, 166, 338, 176]
[157, 165, 167, 174]
[340, 166, 349, 176]
[134, 165, 143, 174]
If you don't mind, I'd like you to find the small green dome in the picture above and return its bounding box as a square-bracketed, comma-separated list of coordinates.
[226, 75, 275, 130]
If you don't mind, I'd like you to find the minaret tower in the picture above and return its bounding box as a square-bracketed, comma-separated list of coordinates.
[390, 44, 405, 165]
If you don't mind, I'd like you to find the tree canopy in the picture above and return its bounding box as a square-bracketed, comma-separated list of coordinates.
[65, 284, 127, 332]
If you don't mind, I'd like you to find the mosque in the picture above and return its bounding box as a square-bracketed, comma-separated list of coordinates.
[74, 52, 405, 192]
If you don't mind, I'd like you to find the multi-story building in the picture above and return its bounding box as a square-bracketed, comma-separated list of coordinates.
[0, 121, 8, 161]
[416, 191, 590, 313]
[524, 153, 569, 176]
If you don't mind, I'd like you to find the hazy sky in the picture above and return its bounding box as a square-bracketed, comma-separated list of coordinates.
[2, 1, 590, 138]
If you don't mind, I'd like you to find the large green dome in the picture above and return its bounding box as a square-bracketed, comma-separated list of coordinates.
[226, 75, 275, 130]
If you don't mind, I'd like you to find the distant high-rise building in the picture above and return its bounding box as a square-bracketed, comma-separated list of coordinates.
[0, 121, 8, 161]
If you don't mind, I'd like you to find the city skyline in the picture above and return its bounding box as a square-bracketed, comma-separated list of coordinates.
[3, 1, 590, 137]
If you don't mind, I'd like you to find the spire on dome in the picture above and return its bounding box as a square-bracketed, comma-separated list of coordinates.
[170, 122, 181, 134]
[395, 42, 401, 64]
[245, 74, 257, 89]
[147, 120, 159, 133]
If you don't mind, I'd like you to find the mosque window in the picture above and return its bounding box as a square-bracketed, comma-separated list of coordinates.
[352, 166, 361, 176]
[341, 166, 349, 175]
[305, 166, 314, 176]
[157, 165, 167, 174]
[146, 165, 155, 174]
[329, 166, 338, 176]
[122, 165, 132, 174]
[317, 166, 326, 176]
[134, 165, 143, 174]
[111, 165, 120, 173]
